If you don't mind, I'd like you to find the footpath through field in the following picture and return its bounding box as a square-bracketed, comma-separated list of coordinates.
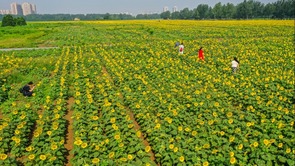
[0, 47, 59, 51]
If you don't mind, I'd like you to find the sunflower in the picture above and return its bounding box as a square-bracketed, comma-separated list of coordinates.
[286, 148, 291, 153]
[178, 126, 183, 131]
[109, 152, 115, 158]
[51, 144, 58, 150]
[110, 118, 116, 123]
[228, 119, 234, 124]
[40, 155, 47, 161]
[128, 124, 134, 128]
[95, 145, 100, 150]
[92, 158, 100, 164]
[28, 154, 35, 160]
[229, 151, 234, 157]
[238, 144, 243, 150]
[226, 112, 233, 118]
[136, 131, 141, 138]
[92, 116, 99, 120]
[192, 131, 198, 136]
[203, 161, 209, 166]
[145, 146, 151, 152]
[169, 144, 174, 150]
[263, 139, 270, 146]
[114, 134, 120, 140]
[154, 123, 161, 129]
[119, 143, 124, 148]
[230, 157, 236, 164]
[0, 154, 7, 160]
[253, 141, 259, 148]
[81, 142, 88, 149]
[74, 140, 83, 146]
[26, 146, 33, 152]
[203, 143, 210, 149]
[278, 143, 283, 148]
[15, 130, 20, 135]
[127, 154, 133, 160]
[229, 136, 235, 142]
[179, 156, 185, 162]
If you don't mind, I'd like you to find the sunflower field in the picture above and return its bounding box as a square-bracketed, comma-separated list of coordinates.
[0, 20, 294, 166]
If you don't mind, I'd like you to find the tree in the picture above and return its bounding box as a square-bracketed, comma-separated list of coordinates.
[179, 8, 193, 19]
[236, 0, 251, 19]
[171, 11, 180, 19]
[192, 8, 200, 19]
[252, 1, 264, 18]
[15, 17, 27, 26]
[2, 14, 16, 27]
[223, 3, 236, 19]
[263, 3, 275, 18]
[212, 2, 223, 19]
[196, 4, 210, 19]
[160, 11, 171, 19]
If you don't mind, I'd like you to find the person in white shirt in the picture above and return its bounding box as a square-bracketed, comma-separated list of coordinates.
[179, 43, 184, 54]
[231, 57, 239, 74]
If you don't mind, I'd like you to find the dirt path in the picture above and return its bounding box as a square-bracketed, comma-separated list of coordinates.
[64, 97, 75, 166]
[102, 66, 158, 164]
[128, 110, 156, 161]
[0, 47, 59, 51]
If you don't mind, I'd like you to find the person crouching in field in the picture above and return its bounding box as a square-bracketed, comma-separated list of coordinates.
[231, 57, 239, 74]
[20, 81, 35, 97]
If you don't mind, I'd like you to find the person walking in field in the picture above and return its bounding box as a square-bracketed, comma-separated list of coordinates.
[231, 57, 239, 74]
[179, 43, 184, 54]
[198, 47, 204, 61]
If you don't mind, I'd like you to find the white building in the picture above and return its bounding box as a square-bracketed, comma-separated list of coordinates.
[163, 6, 169, 12]
[172, 6, 178, 12]
[10, 3, 23, 15]
[0, 10, 11, 15]
[22, 2, 32, 15]
[31, 4, 37, 14]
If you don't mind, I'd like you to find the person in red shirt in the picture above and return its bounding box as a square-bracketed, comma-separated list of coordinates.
[198, 47, 204, 61]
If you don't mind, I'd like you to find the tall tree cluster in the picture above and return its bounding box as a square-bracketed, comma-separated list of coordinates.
[1, 14, 27, 27]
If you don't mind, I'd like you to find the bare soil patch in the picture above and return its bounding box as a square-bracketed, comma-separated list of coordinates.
[64, 97, 75, 166]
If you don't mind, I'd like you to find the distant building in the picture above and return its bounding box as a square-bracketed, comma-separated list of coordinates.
[22, 2, 32, 15]
[172, 6, 178, 12]
[31, 4, 37, 14]
[11, 3, 23, 15]
[1, 2, 37, 16]
[163, 6, 169, 12]
[0, 10, 11, 15]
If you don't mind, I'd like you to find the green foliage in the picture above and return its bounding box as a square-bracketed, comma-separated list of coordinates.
[1, 15, 16, 27]
[1, 14, 27, 27]
[0, 79, 11, 102]
[15, 17, 27, 26]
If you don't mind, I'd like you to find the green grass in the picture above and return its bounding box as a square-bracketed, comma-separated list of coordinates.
[0, 23, 54, 48]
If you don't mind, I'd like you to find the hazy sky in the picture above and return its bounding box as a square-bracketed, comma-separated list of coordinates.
[1, 0, 277, 15]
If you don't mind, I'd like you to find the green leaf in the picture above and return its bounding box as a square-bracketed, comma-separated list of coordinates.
[287, 159, 295, 165]
[278, 156, 287, 163]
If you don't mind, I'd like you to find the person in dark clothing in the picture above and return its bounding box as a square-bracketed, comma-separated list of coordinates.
[21, 81, 35, 97]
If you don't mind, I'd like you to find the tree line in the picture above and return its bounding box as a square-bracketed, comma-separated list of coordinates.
[0, 0, 294, 21]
